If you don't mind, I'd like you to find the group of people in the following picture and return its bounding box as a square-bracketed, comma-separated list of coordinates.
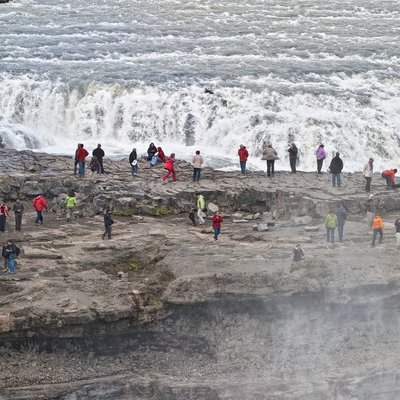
[74, 143, 105, 177]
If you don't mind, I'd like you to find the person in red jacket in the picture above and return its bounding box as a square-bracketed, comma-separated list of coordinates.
[212, 210, 223, 241]
[238, 144, 249, 174]
[161, 153, 177, 182]
[32, 194, 48, 226]
[76, 144, 89, 177]
[382, 168, 397, 189]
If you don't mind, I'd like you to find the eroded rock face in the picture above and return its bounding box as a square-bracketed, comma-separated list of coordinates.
[1, 149, 400, 399]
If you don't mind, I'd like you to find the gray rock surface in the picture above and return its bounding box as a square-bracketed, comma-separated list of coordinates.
[0, 149, 400, 399]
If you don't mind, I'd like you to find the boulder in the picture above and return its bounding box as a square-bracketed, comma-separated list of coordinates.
[207, 202, 219, 213]
[253, 223, 270, 232]
[304, 226, 320, 232]
[293, 216, 313, 226]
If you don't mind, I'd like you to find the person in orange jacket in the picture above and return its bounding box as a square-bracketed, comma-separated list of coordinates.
[0, 202, 8, 233]
[371, 213, 384, 247]
[238, 145, 249, 174]
[32, 194, 48, 226]
[382, 168, 397, 189]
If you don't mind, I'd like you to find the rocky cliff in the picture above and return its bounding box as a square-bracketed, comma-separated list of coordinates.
[0, 150, 400, 400]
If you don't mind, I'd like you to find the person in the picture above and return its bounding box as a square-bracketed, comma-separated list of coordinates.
[13, 198, 24, 232]
[89, 156, 100, 176]
[288, 143, 298, 173]
[32, 194, 48, 226]
[365, 194, 379, 229]
[371, 213, 383, 247]
[336, 205, 347, 241]
[192, 150, 203, 182]
[363, 158, 374, 192]
[329, 152, 343, 187]
[92, 143, 105, 174]
[188, 205, 196, 226]
[102, 209, 113, 239]
[129, 148, 138, 176]
[261, 144, 278, 177]
[325, 209, 338, 244]
[196, 193, 206, 225]
[162, 153, 177, 182]
[212, 211, 223, 241]
[73, 143, 81, 175]
[395, 216, 400, 249]
[76, 144, 89, 177]
[293, 244, 304, 262]
[147, 143, 157, 161]
[238, 145, 249, 174]
[2, 240, 19, 273]
[381, 168, 397, 190]
[316, 144, 326, 174]
[151, 146, 166, 166]
[65, 190, 77, 222]
[0, 202, 8, 233]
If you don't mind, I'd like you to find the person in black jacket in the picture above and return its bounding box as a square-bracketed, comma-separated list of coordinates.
[13, 198, 24, 232]
[102, 209, 113, 240]
[129, 148, 138, 176]
[92, 143, 105, 174]
[288, 143, 298, 173]
[329, 152, 344, 187]
[147, 143, 157, 161]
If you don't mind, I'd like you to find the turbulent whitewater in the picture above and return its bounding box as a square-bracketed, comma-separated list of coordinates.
[1, 0, 400, 170]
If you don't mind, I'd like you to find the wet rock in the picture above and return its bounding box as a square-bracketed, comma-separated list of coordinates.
[293, 215, 313, 225]
[304, 225, 320, 232]
[207, 202, 219, 213]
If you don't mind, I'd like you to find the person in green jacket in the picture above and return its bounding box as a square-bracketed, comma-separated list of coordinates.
[325, 209, 338, 244]
[196, 193, 206, 225]
[65, 190, 77, 222]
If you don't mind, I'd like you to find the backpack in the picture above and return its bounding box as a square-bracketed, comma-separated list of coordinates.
[15, 246, 21, 256]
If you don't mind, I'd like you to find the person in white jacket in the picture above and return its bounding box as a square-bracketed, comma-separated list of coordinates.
[363, 158, 374, 192]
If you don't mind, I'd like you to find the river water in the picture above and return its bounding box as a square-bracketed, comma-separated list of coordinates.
[0, 0, 399, 170]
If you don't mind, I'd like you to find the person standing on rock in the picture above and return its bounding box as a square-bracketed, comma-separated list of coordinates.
[394, 216, 400, 249]
[288, 143, 298, 173]
[76, 144, 89, 177]
[0, 202, 8, 233]
[293, 244, 304, 262]
[315, 144, 326, 174]
[365, 194, 379, 229]
[371, 213, 384, 247]
[381, 168, 397, 190]
[32, 194, 48, 226]
[13, 198, 24, 232]
[92, 143, 105, 174]
[2, 239, 19, 273]
[162, 153, 177, 182]
[196, 193, 206, 225]
[325, 209, 338, 244]
[147, 143, 157, 161]
[65, 190, 77, 222]
[238, 145, 249, 174]
[129, 148, 138, 176]
[336, 205, 347, 241]
[102, 208, 113, 240]
[363, 158, 374, 192]
[73, 143, 81, 175]
[262, 144, 279, 177]
[212, 211, 223, 241]
[192, 150, 203, 182]
[329, 152, 343, 187]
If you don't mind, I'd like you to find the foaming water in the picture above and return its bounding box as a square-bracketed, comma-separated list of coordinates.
[0, 0, 400, 171]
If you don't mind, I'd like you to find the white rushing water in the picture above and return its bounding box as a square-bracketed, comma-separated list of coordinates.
[1, 0, 400, 170]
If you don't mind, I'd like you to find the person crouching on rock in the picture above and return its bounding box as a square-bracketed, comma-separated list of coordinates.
[293, 244, 304, 262]
[381, 168, 397, 190]
[188, 205, 196, 226]
[89, 156, 100, 178]
[212, 211, 223, 241]
[162, 153, 177, 182]
[102, 209, 113, 240]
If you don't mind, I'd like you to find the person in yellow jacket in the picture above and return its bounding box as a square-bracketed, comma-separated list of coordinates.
[325, 210, 338, 244]
[371, 213, 383, 247]
[65, 190, 77, 222]
[196, 193, 206, 225]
